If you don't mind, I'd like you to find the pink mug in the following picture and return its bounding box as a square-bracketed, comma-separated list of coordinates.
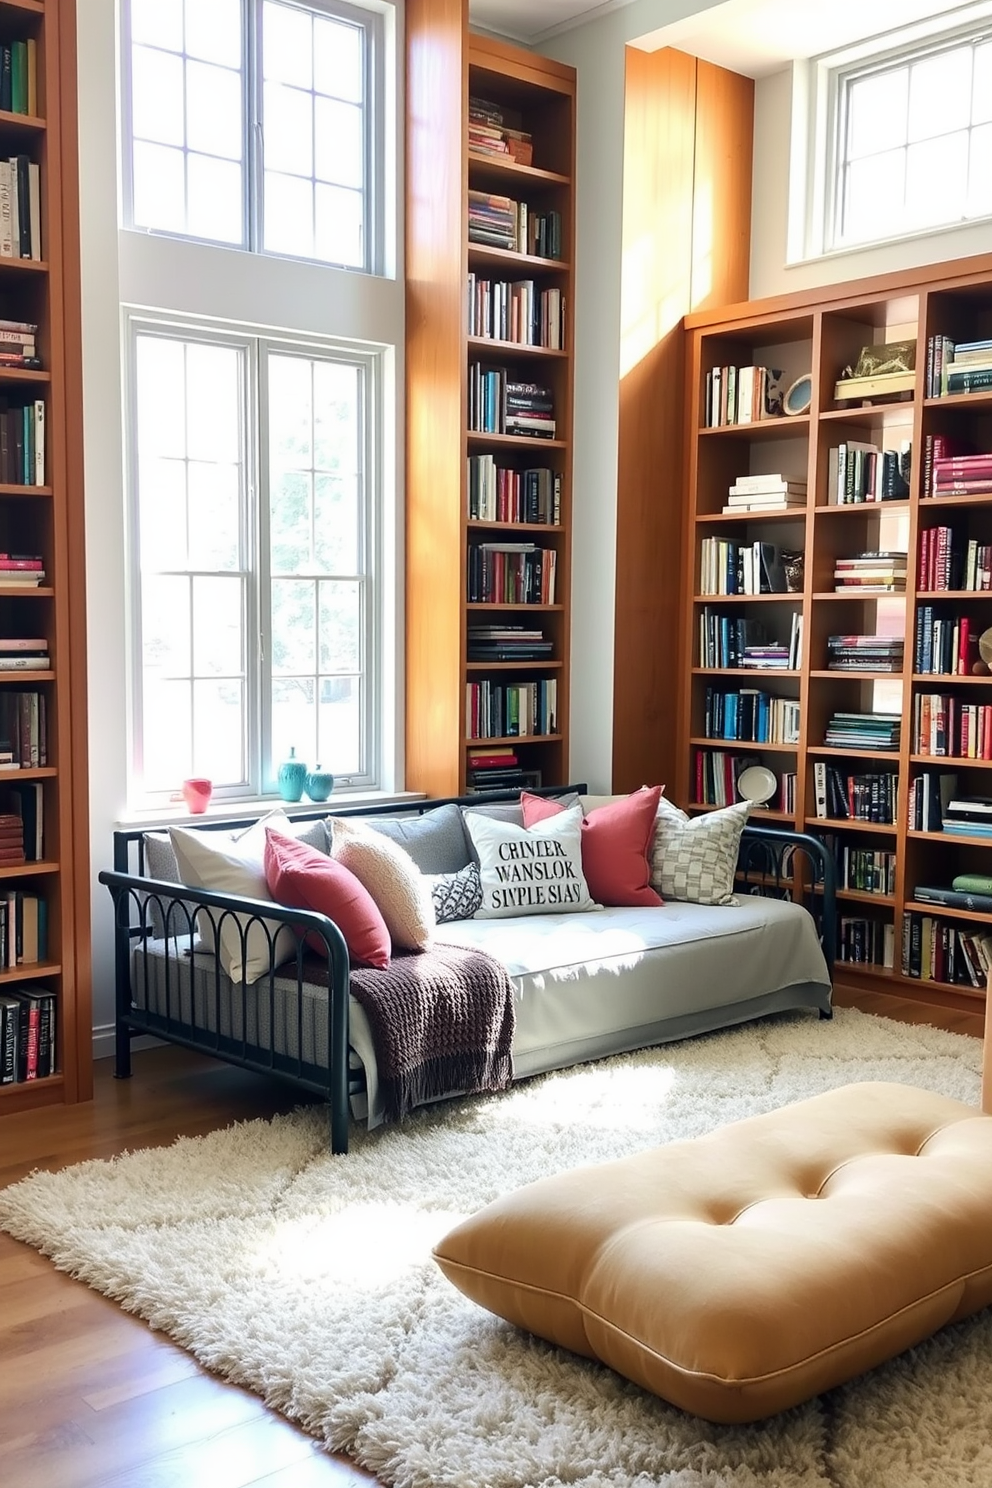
[181, 777, 213, 814]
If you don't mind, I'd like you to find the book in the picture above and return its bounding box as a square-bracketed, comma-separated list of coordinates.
[952, 874, 992, 894]
[0, 993, 18, 1083]
[913, 886, 992, 912]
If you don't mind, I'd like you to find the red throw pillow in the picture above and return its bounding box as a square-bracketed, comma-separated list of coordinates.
[521, 788, 664, 907]
[263, 828, 391, 969]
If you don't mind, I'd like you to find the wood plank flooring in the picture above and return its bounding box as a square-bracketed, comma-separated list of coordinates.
[0, 991, 983, 1488]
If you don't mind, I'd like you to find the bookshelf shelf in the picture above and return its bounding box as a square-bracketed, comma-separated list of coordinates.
[407, 24, 574, 798]
[689, 735, 797, 753]
[0, 0, 90, 1107]
[681, 248, 992, 1000]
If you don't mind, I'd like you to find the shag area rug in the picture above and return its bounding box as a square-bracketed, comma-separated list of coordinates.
[2, 1008, 991, 1488]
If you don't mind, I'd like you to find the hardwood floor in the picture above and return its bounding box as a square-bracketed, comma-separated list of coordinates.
[0, 992, 983, 1488]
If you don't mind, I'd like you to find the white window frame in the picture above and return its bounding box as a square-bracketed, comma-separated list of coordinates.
[791, 1, 992, 263]
[124, 309, 382, 805]
[121, 0, 385, 275]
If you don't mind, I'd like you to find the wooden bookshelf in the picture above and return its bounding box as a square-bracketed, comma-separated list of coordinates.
[678, 248, 992, 1013]
[0, 0, 89, 1111]
[406, 17, 574, 797]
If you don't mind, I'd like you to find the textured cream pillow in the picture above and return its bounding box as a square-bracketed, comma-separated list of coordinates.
[463, 803, 598, 919]
[330, 816, 435, 951]
[650, 797, 750, 906]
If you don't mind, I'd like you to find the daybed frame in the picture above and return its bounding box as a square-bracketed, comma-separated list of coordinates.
[99, 788, 836, 1155]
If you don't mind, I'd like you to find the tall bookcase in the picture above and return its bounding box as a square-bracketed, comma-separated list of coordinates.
[679, 249, 992, 1016]
[406, 18, 574, 798]
[0, 0, 89, 1113]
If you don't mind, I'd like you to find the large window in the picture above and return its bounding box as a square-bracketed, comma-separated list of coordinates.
[124, 0, 380, 270]
[806, 11, 992, 256]
[129, 320, 378, 802]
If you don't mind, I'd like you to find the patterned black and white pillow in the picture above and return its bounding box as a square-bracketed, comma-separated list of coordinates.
[428, 862, 483, 923]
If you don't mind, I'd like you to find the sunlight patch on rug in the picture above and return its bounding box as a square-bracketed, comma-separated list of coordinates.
[1, 1007, 990, 1488]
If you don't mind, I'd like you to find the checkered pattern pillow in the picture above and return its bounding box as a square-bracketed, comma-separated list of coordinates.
[649, 798, 750, 906]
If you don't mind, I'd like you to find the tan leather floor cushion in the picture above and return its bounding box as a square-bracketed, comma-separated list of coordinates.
[433, 1082, 992, 1422]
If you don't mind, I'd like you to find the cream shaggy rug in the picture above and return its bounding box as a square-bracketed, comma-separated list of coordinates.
[2, 1007, 991, 1488]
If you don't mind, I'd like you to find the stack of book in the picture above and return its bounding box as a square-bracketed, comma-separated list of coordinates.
[722, 473, 806, 513]
[0, 810, 24, 866]
[931, 449, 992, 496]
[465, 745, 523, 792]
[467, 190, 518, 250]
[467, 97, 533, 165]
[824, 711, 900, 750]
[0, 636, 47, 671]
[833, 551, 907, 593]
[940, 796, 992, 838]
[826, 634, 903, 672]
[933, 338, 992, 397]
[467, 625, 553, 661]
[0, 317, 39, 371]
[504, 381, 555, 440]
[913, 880, 992, 912]
[0, 553, 43, 587]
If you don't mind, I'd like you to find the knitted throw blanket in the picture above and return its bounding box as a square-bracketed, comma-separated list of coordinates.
[347, 941, 516, 1122]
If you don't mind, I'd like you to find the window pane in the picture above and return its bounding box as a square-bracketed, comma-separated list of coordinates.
[186, 60, 243, 160]
[318, 675, 361, 774]
[847, 70, 908, 160]
[131, 0, 183, 51]
[187, 461, 241, 571]
[314, 474, 357, 572]
[315, 183, 363, 267]
[906, 133, 968, 227]
[842, 148, 906, 241]
[132, 141, 187, 232]
[187, 154, 244, 244]
[908, 48, 972, 142]
[272, 578, 317, 673]
[185, 0, 242, 68]
[144, 680, 193, 788]
[194, 680, 246, 781]
[319, 579, 360, 671]
[315, 97, 363, 188]
[132, 46, 185, 146]
[974, 43, 992, 125]
[270, 469, 313, 574]
[136, 337, 187, 457]
[968, 122, 992, 216]
[314, 16, 363, 103]
[138, 457, 189, 570]
[264, 81, 314, 175]
[192, 575, 244, 674]
[272, 676, 317, 770]
[143, 575, 191, 674]
[264, 171, 315, 257]
[263, 1, 313, 88]
[187, 343, 242, 461]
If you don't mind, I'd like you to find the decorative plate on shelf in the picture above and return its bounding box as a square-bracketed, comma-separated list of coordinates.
[737, 765, 778, 806]
[782, 374, 812, 416]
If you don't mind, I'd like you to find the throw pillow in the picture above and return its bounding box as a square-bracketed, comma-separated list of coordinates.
[168, 810, 330, 983]
[263, 828, 391, 969]
[329, 816, 435, 951]
[650, 797, 750, 906]
[521, 786, 664, 908]
[427, 862, 483, 924]
[463, 803, 598, 919]
[360, 801, 472, 874]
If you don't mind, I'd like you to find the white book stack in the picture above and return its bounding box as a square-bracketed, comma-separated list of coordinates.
[723, 472, 807, 514]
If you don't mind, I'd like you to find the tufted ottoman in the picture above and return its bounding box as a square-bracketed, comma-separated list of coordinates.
[433, 1080, 992, 1422]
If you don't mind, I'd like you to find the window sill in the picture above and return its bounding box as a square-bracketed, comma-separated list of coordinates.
[115, 789, 427, 833]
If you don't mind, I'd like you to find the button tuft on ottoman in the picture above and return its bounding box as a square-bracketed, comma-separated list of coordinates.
[433, 1081, 992, 1422]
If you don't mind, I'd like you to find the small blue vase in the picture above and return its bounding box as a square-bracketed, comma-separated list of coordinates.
[304, 765, 334, 802]
[277, 747, 307, 803]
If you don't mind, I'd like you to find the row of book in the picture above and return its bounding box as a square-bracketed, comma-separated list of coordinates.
[821, 837, 896, 895]
[913, 694, 992, 759]
[697, 611, 802, 670]
[0, 691, 46, 768]
[914, 609, 977, 675]
[0, 315, 39, 372]
[702, 688, 800, 745]
[837, 917, 894, 969]
[0, 983, 55, 1083]
[693, 750, 761, 808]
[906, 770, 956, 832]
[0, 155, 41, 262]
[469, 367, 556, 439]
[827, 634, 903, 672]
[467, 457, 561, 526]
[0, 38, 37, 117]
[467, 275, 565, 350]
[0, 889, 46, 965]
[468, 97, 533, 163]
[901, 910, 992, 987]
[465, 678, 558, 740]
[0, 401, 45, 485]
[823, 711, 900, 750]
[825, 440, 910, 504]
[920, 530, 992, 592]
[833, 552, 907, 593]
[703, 364, 785, 427]
[924, 335, 992, 398]
[467, 625, 553, 662]
[722, 473, 805, 514]
[467, 542, 557, 605]
[466, 191, 563, 261]
[812, 762, 898, 822]
[698, 539, 792, 596]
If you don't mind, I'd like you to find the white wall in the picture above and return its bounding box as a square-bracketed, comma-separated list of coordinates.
[77, 0, 404, 1056]
[750, 65, 992, 299]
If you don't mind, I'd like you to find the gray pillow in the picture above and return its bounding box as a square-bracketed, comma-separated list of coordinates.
[354, 802, 472, 874]
[461, 792, 579, 863]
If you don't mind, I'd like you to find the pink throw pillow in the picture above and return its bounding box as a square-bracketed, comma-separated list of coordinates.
[263, 828, 391, 969]
[521, 787, 664, 907]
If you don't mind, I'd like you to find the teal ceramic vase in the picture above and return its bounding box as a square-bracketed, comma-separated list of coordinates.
[304, 765, 334, 802]
[277, 747, 307, 803]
